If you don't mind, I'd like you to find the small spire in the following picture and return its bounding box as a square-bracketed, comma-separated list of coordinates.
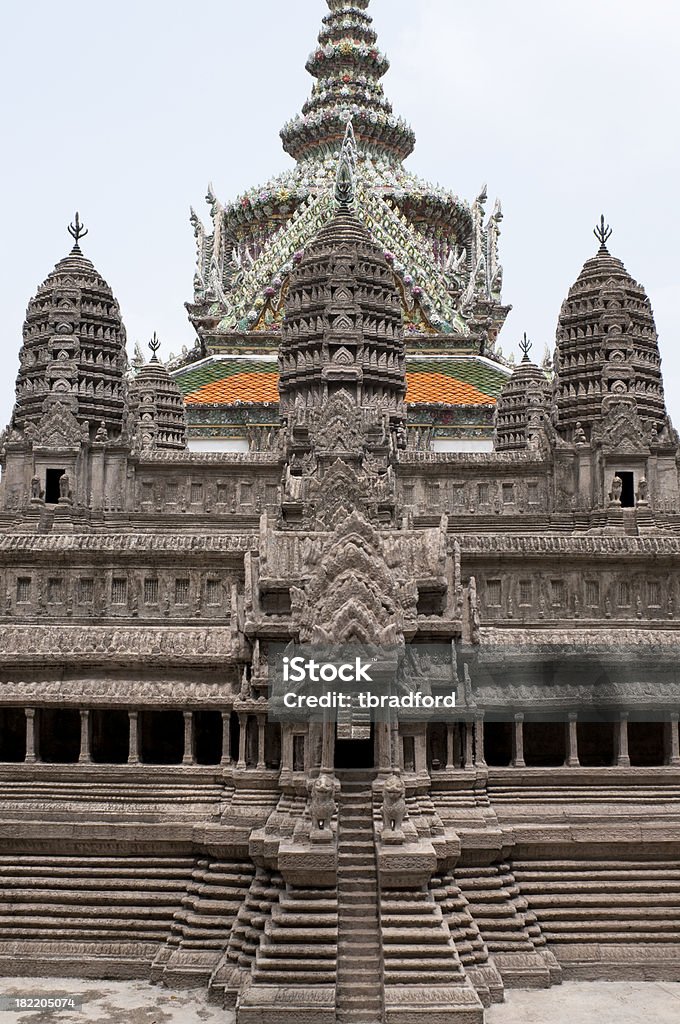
[149, 332, 161, 363]
[335, 120, 357, 210]
[68, 212, 88, 253]
[519, 332, 532, 363]
[593, 214, 613, 253]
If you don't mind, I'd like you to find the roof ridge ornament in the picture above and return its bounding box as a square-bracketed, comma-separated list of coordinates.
[594, 214, 613, 253]
[334, 120, 358, 210]
[149, 332, 161, 363]
[67, 212, 88, 253]
[519, 332, 532, 363]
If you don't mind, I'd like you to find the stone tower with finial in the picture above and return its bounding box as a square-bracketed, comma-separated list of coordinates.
[552, 215, 667, 441]
[494, 333, 551, 452]
[129, 334, 188, 452]
[12, 213, 129, 441]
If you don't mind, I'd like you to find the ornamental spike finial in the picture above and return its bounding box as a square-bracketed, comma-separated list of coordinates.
[519, 332, 532, 363]
[335, 120, 357, 209]
[594, 214, 613, 252]
[68, 212, 88, 252]
[149, 332, 161, 363]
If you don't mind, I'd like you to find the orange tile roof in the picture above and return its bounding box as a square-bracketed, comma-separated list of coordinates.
[185, 369, 494, 406]
[405, 372, 492, 406]
[185, 372, 280, 405]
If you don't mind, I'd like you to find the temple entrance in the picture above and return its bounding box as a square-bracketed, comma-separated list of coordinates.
[334, 724, 375, 770]
[616, 471, 635, 508]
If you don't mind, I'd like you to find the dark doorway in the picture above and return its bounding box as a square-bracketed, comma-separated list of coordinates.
[524, 721, 567, 767]
[629, 721, 665, 766]
[91, 709, 129, 763]
[0, 708, 26, 762]
[616, 471, 635, 508]
[578, 721, 615, 766]
[140, 710, 184, 764]
[335, 725, 375, 770]
[427, 722, 447, 770]
[195, 710, 223, 765]
[45, 468, 65, 504]
[484, 721, 513, 766]
[38, 708, 80, 763]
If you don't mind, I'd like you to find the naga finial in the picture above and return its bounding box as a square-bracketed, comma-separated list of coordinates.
[68, 212, 88, 252]
[335, 120, 357, 210]
[519, 332, 532, 363]
[594, 214, 613, 252]
[149, 332, 161, 363]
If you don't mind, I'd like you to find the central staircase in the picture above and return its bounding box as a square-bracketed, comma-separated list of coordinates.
[336, 772, 384, 1024]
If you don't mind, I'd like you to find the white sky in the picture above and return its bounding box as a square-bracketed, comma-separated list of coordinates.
[0, 0, 678, 424]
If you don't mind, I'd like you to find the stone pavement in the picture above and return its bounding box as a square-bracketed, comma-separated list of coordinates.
[0, 979, 234, 1024]
[0, 979, 679, 1023]
[486, 981, 680, 1024]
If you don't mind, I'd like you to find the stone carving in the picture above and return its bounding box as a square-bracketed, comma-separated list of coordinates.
[307, 773, 337, 832]
[382, 774, 406, 835]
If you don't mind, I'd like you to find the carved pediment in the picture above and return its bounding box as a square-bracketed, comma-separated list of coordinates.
[32, 402, 83, 448]
[592, 401, 649, 453]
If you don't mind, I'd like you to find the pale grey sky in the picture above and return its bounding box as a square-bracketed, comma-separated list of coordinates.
[1, 0, 678, 423]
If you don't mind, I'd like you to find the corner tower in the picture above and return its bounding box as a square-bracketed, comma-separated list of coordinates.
[553, 217, 667, 441]
[13, 215, 129, 441]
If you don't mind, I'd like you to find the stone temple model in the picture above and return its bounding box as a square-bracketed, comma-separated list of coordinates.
[1, 3, 680, 1024]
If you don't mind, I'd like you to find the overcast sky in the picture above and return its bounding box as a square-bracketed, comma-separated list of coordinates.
[0, 0, 678, 425]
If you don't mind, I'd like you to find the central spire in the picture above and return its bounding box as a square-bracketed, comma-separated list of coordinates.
[280, 0, 415, 164]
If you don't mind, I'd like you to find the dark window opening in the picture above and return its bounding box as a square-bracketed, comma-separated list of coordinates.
[38, 708, 80, 763]
[293, 734, 306, 772]
[229, 711, 240, 762]
[265, 722, 281, 770]
[140, 710, 184, 764]
[45, 468, 65, 505]
[577, 721, 615, 767]
[195, 710, 223, 765]
[524, 721, 566, 767]
[629, 721, 665, 767]
[484, 721, 513, 766]
[427, 722, 447, 770]
[91, 710, 129, 764]
[403, 735, 416, 773]
[616, 471, 635, 508]
[0, 708, 26, 762]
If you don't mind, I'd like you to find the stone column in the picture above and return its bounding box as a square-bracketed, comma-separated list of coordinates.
[25, 708, 37, 763]
[128, 710, 139, 764]
[183, 711, 194, 765]
[446, 723, 455, 770]
[512, 713, 526, 768]
[464, 721, 474, 769]
[566, 713, 580, 767]
[79, 709, 91, 763]
[474, 715, 486, 767]
[616, 712, 630, 767]
[237, 714, 247, 769]
[376, 721, 391, 772]
[414, 725, 428, 776]
[321, 715, 335, 773]
[221, 711, 231, 766]
[666, 713, 680, 767]
[257, 716, 266, 770]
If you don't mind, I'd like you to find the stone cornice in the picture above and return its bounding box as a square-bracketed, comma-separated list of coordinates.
[460, 535, 680, 556]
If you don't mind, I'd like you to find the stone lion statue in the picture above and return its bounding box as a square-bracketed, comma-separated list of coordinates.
[382, 773, 406, 833]
[308, 773, 337, 831]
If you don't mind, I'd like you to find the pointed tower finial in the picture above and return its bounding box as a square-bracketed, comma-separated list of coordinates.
[68, 212, 88, 253]
[149, 332, 161, 363]
[335, 120, 357, 209]
[519, 332, 532, 363]
[594, 214, 613, 253]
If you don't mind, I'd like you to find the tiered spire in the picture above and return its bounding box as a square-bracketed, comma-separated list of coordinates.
[552, 220, 667, 439]
[13, 217, 129, 440]
[280, 0, 415, 163]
